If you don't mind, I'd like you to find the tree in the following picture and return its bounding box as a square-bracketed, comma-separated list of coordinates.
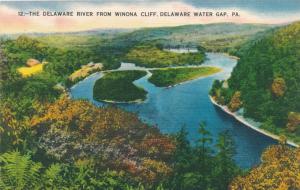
[197, 122, 213, 166]
[271, 77, 286, 97]
[31, 97, 175, 185]
[213, 131, 240, 190]
[168, 127, 192, 189]
[219, 22, 300, 141]
[195, 122, 213, 189]
[286, 112, 300, 133]
[228, 91, 242, 112]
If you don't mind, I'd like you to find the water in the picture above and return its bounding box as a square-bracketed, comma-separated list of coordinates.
[163, 48, 199, 53]
[70, 53, 277, 168]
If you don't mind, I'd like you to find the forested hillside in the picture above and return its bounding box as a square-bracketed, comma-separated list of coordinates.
[0, 22, 289, 189]
[0, 24, 245, 189]
[105, 23, 272, 53]
[211, 22, 300, 142]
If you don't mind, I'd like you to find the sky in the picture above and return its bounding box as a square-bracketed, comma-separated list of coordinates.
[0, 0, 300, 33]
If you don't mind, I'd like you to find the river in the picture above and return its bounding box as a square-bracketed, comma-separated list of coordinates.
[70, 53, 277, 168]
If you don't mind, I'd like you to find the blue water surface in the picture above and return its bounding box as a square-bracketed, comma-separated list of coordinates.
[70, 53, 277, 168]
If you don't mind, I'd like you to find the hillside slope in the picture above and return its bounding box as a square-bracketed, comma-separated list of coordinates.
[109, 23, 272, 53]
[211, 21, 300, 142]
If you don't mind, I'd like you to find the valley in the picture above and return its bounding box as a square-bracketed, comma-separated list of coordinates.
[1, 21, 299, 189]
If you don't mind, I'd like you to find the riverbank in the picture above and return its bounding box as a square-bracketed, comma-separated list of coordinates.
[98, 98, 145, 104]
[149, 67, 222, 87]
[220, 53, 240, 60]
[70, 53, 278, 168]
[165, 68, 222, 88]
[209, 96, 299, 148]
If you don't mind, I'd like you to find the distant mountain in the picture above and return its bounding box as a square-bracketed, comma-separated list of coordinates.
[6, 23, 271, 53]
[107, 23, 273, 53]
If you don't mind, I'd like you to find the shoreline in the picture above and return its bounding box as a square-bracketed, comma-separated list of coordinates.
[219, 53, 240, 60]
[93, 71, 149, 104]
[164, 67, 222, 88]
[70, 65, 221, 103]
[97, 98, 145, 104]
[209, 96, 299, 148]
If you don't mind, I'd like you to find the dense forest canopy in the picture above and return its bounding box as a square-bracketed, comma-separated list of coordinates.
[0, 23, 249, 189]
[1, 22, 299, 189]
[125, 43, 205, 67]
[93, 70, 148, 102]
[106, 23, 272, 53]
[213, 22, 300, 142]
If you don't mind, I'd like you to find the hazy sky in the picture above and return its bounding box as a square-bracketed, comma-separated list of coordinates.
[1, 0, 300, 33]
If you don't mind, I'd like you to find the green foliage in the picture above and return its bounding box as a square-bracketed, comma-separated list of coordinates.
[210, 80, 222, 96]
[0, 151, 42, 190]
[0, 97, 44, 153]
[0, 23, 273, 189]
[61, 166, 130, 190]
[167, 123, 241, 190]
[3, 73, 60, 102]
[149, 67, 221, 87]
[212, 131, 241, 190]
[4, 36, 48, 67]
[93, 70, 147, 102]
[42, 164, 62, 189]
[0, 151, 140, 190]
[109, 23, 271, 54]
[125, 44, 205, 68]
[35, 34, 104, 48]
[3, 35, 104, 86]
[212, 21, 300, 143]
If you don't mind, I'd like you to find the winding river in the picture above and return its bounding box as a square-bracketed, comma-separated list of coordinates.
[70, 53, 277, 168]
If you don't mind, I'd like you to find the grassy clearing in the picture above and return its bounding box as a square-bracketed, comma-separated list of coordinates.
[17, 64, 44, 77]
[66, 63, 103, 87]
[93, 70, 147, 102]
[149, 67, 221, 87]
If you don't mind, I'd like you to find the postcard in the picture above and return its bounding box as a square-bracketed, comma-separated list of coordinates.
[0, 0, 299, 189]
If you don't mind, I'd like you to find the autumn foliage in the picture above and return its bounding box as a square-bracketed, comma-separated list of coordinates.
[31, 97, 175, 183]
[228, 91, 242, 112]
[271, 77, 286, 97]
[286, 112, 300, 133]
[230, 143, 300, 190]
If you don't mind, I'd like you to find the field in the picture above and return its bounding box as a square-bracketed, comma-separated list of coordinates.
[149, 67, 221, 87]
[93, 70, 147, 102]
[17, 64, 44, 77]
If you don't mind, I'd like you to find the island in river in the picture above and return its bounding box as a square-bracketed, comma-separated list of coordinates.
[92, 66, 221, 102]
[93, 70, 147, 102]
[71, 53, 278, 168]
